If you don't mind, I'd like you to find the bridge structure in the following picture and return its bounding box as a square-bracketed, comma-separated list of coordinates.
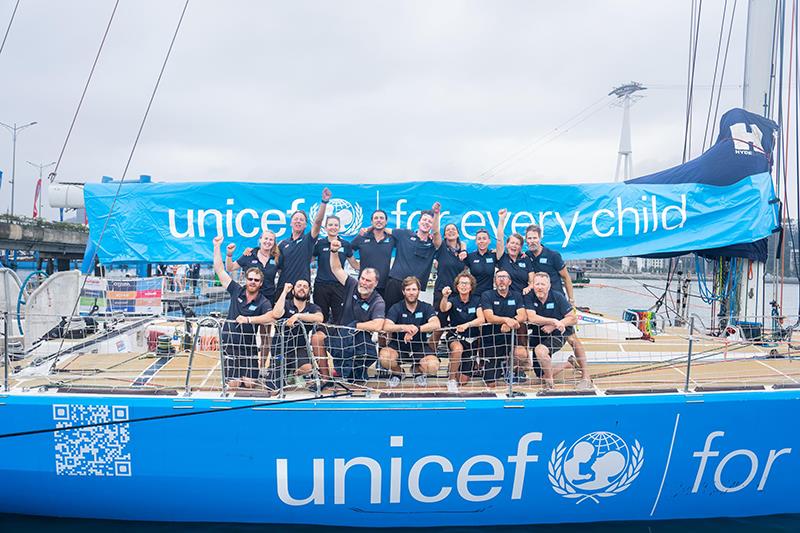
[0, 217, 87, 271]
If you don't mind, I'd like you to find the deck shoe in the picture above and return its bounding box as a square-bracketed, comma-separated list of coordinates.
[414, 374, 428, 387]
[567, 355, 580, 371]
[387, 375, 401, 388]
[307, 379, 334, 393]
[446, 379, 459, 393]
[576, 378, 593, 391]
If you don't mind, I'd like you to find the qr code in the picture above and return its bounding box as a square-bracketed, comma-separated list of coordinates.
[53, 404, 132, 477]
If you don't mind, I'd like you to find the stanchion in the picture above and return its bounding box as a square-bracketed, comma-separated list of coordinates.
[684, 316, 695, 393]
[3, 311, 9, 392]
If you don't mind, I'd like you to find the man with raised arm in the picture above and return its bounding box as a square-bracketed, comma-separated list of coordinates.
[525, 223, 591, 386]
[351, 209, 396, 299]
[275, 187, 330, 290]
[245, 280, 324, 390]
[379, 276, 441, 388]
[480, 270, 530, 385]
[526, 272, 590, 390]
[213, 236, 276, 389]
[382, 202, 443, 309]
[310, 237, 385, 388]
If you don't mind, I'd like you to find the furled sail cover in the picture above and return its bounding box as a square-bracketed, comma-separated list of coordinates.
[83, 108, 779, 265]
[628, 108, 778, 261]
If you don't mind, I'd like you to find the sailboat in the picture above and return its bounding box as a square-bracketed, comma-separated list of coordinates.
[1, 0, 799, 527]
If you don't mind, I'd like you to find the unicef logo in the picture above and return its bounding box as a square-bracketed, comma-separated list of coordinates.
[310, 198, 364, 237]
[548, 431, 644, 504]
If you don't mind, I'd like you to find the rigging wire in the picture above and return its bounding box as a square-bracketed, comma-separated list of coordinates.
[683, 0, 704, 163]
[0, 391, 352, 440]
[0, 0, 20, 61]
[701, 0, 730, 151]
[48, 0, 120, 183]
[49, 0, 191, 372]
[779, 0, 796, 314]
[475, 95, 612, 182]
[793, 0, 800, 323]
[708, 0, 739, 143]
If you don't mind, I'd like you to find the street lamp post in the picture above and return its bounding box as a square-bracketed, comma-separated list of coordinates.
[0, 120, 37, 216]
[27, 160, 56, 219]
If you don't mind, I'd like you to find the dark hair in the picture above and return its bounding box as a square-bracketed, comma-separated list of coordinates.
[371, 209, 388, 220]
[291, 210, 308, 222]
[444, 223, 462, 251]
[525, 224, 542, 237]
[420, 209, 435, 219]
[475, 228, 490, 239]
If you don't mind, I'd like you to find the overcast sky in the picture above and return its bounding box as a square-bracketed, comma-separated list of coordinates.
[0, 1, 779, 218]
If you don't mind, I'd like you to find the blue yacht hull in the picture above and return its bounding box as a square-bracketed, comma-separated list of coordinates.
[0, 390, 797, 527]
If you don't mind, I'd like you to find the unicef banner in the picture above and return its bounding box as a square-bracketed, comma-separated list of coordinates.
[83, 174, 779, 264]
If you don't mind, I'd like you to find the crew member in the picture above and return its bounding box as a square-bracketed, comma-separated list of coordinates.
[311, 238, 385, 388]
[212, 236, 275, 388]
[226, 230, 281, 302]
[313, 215, 359, 323]
[526, 272, 591, 390]
[440, 272, 485, 392]
[275, 187, 329, 290]
[379, 276, 441, 388]
[467, 228, 500, 295]
[351, 209, 396, 299]
[480, 270, 529, 385]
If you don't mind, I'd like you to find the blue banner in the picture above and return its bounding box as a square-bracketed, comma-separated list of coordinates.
[84, 173, 779, 264]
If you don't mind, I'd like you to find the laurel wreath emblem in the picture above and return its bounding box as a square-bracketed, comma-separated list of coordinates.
[547, 439, 644, 504]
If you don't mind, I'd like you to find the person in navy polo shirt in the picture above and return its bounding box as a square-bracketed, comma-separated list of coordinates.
[245, 280, 324, 391]
[275, 187, 330, 290]
[313, 214, 359, 323]
[213, 236, 277, 389]
[383, 202, 443, 310]
[467, 228, 501, 295]
[526, 272, 591, 390]
[225, 229, 281, 302]
[480, 270, 530, 385]
[310, 238, 386, 388]
[380, 276, 441, 388]
[525, 223, 590, 385]
[351, 209, 396, 299]
[440, 271, 485, 392]
[495, 209, 534, 294]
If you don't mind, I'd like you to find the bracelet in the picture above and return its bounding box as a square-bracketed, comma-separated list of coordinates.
[321, 199, 329, 204]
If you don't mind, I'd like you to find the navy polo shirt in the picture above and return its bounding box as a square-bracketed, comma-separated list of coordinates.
[496, 252, 531, 292]
[529, 245, 567, 294]
[351, 231, 396, 289]
[386, 300, 436, 350]
[434, 244, 467, 293]
[480, 288, 524, 319]
[277, 232, 316, 287]
[525, 289, 574, 335]
[388, 228, 438, 285]
[445, 293, 482, 338]
[236, 250, 279, 299]
[273, 299, 322, 349]
[313, 237, 353, 285]
[222, 281, 272, 346]
[339, 276, 385, 327]
[467, 249, 497, 295]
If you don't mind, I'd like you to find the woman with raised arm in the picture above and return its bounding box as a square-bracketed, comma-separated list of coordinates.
[439, 272, 485, 393]
[226, 230, 281, 302]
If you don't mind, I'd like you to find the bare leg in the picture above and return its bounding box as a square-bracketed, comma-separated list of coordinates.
[568, 335, 591, 379]
[448, 340, 463, 381]
[311, 331, 330, 378]
[534, 344, 554, 387]
[379, 347, 402, 375]
[419, 355, 441, 376]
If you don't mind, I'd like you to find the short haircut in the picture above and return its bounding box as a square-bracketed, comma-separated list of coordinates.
[291, 210, 308, 222]
[245, 267, 264, 282]
[533, 272, 550, 282]
[525, 224, 542, 237]
[475, 228, 490, 239]
[371, 209, 388, 220]
[402, 276, 421, 290]
[454, 271, 477, 293]
[294, 278, 311, 289]
[325, 215, 340, 224]
[420, 209, 434, 219]
[507, 233, 524, 246]
[495, 269, 510, 279]
[361, 267, 380, 282]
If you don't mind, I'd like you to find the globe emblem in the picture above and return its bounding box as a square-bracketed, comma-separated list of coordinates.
[563, 432, 629, 492]
[548, 431, 644, 504]
[309, 198, 364, 237]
